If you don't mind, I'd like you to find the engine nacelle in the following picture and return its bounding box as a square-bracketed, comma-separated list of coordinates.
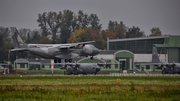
[79, 44, 99, 57]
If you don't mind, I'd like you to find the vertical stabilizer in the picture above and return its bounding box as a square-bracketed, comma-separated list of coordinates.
[152, 46, 160, 63]
[11, 27, 28, 48]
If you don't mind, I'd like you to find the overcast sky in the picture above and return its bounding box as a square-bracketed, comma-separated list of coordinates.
[0, 0, 180, 36]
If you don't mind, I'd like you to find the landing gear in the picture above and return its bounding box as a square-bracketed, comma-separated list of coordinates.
[54, 59, 72, 63]
[64, 59, 72, 63]
[162, 70, 166, 74]
[54, 59, 61, 63]
[90, 56, 94, 60]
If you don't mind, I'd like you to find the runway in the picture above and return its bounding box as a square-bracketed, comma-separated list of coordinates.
[9, 73, 180, 77]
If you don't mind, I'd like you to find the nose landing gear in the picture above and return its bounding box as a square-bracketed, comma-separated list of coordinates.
[90, 56, 94, 60]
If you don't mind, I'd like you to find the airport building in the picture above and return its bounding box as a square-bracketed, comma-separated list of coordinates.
[105, 35, 180, 71]
[14, 35, 180, 72]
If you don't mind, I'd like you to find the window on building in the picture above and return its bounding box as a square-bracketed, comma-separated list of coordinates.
[109, 38, 165, 54]
[146, 65, 150, 69]
[20, 63, 25, 68]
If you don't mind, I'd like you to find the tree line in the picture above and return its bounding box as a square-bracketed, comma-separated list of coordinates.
[0, 9, 162, 62]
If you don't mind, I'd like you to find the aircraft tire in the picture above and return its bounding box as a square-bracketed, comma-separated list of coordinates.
[162, 70, 166, 74]
[58, 59, 61, 63]
[66, 72, 71, 75]
[54, 59, 57, 63]
[69, 59, 72, 63]
[65, 59, 68, 63]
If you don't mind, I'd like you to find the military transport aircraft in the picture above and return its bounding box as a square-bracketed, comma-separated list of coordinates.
[11, 27, 99, 63]
[136, 46, 180, 74]
[48, 62, 119, 75]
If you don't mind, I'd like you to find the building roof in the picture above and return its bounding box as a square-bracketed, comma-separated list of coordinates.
[14, 58, 29, 63]
[109, 36, 169, 42]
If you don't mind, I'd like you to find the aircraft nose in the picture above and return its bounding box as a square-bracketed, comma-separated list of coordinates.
[96, 68, 100, 72]
[96, 66, 101, 72]
[94, 48, 99, 55]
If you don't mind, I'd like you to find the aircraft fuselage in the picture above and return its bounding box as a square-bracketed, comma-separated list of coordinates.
[63, 63, 101, 75]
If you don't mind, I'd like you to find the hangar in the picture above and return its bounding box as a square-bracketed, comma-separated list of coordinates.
[106, 35, 180, 71]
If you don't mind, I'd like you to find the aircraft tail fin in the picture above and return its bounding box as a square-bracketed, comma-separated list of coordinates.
[11, 27, 28, 49]
[152, 46, 160, 63]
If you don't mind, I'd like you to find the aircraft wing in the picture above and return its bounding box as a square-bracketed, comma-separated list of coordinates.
[43, 63, 80, 69]
[135, 62, 162, 66]
[11, 48, 29, 52]
[135, 62, 177, 69]
[97, 63, 120, 68]
[58, 41, 95, 49]
[28, 41, 95, 49]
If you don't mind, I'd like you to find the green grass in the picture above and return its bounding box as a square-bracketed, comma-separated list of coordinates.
[0, 76, 180, 101]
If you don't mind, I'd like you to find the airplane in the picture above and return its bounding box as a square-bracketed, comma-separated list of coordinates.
[136, 46, 180, 74]
[10, 27, 99, 63]
[48, 62, 119, 75]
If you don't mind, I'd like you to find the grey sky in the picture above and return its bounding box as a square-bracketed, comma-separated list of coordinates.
[0, 0, 180, 36]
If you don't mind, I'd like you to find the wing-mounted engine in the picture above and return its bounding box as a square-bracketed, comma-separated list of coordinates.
[79, 44, 99, 59]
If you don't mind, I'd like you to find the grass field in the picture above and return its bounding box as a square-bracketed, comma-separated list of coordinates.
[0, 76, 180, 101]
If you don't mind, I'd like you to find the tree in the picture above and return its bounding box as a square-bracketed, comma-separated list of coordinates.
[0, 27, 14, 63]
[27, 32, 31, 44]
[0, 33, 4, 48]
[115, 21, 126, 38]
[107, 21, 126, 39]
[37, 11, 62, 44]
[68, 28, 89, 43]
[39, 35, 52, 44]
[126, 26, 145, 38]
[47, 11, 62, 43]
[31, 30, 41, 44]
[37, 12, 49, 37]
[60, 10, 76, 43]
[107, 20, 116, 32]
[149, 27, 162, 36]
[89, 14, 102, 31]
[0, 27, 10, 38]
[106, 31, 116, 39]
[77, 10, 89, 29]
[68, 27, 106, 49]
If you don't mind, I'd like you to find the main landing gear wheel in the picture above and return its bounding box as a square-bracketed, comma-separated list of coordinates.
[65, 59, 72, 63]
[54, 59, 61, 63]
[90, 56, 94, 60]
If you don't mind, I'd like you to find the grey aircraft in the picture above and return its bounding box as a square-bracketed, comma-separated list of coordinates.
[11, 27, 99, 63]
[50, 62, 118, 75]
[136, 46, 180, 74]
